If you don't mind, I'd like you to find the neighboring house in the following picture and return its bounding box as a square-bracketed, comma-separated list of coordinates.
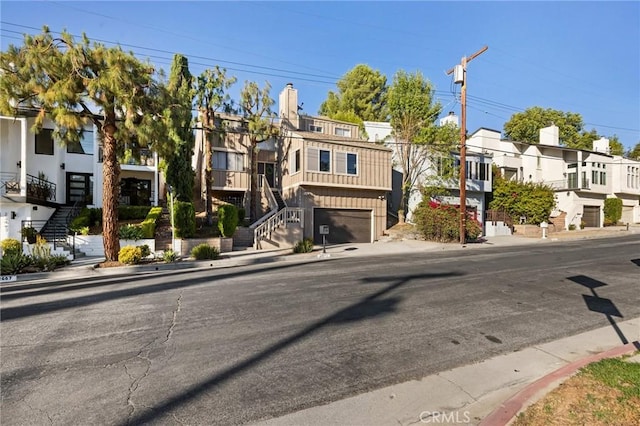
[0, 111, 162, 246]
[467, 125, 640, 228]
[363, 118, 492, 229]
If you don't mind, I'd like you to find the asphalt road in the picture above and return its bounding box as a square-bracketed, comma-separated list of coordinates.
[1, 236, 639, 425]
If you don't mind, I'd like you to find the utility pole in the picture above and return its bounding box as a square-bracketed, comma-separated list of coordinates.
[447, 45, 488, 245]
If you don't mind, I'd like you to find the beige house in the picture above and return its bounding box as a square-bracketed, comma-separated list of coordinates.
[195, 84, 392, 249]
[277, 84, 391, 246]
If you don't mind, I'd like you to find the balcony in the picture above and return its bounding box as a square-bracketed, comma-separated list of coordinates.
[546, 178, 590, 191]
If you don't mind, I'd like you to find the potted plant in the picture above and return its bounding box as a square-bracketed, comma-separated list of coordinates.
[21, 226, 38, 244]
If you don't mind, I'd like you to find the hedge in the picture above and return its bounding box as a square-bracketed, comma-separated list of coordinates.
[174, 201, 196, 238]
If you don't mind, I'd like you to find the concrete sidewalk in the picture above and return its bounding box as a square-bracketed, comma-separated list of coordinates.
[3, 224, 637, 286]
[254, 318, 640, 426]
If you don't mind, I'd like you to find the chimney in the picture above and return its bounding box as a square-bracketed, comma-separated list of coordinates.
[592, 137, 610, 154]
[279, 83, 299, 130]
[539, 125, 559, 146]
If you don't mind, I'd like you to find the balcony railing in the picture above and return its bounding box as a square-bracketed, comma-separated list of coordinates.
[546, 178, 590, 191]
[26, 174, 57, 202]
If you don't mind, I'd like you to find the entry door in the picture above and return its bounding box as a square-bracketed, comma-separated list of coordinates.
[258, 162, 276, 188]
[66, 173, 93, 205]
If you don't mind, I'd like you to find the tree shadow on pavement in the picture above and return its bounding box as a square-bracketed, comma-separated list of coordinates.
[122, 270, 464, 425]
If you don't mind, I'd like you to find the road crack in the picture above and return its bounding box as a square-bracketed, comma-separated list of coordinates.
[124, 339, 157, 424]
[437, 373, 478, 402]
[164, 291, 183, 346]
[24, 400, 53, 425]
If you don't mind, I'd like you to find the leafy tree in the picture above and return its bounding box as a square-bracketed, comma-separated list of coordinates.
[504, 106, 625, 155]
[0, 28, 167, 261]
[239, 81, 279, 222]
[627, 142, 640, 160]
[387, 70, 456, 212]
[319, 64, 388, 124]
[164, 54, 195, 202]
[504, 107, 584, 146]
[489, 177, 555, 225]
[194, 67, 236, 225]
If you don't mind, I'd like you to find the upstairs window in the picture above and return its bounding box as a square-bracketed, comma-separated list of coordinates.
[309, 124, 323, 133]
[292, 149, 300, 173]
[67, 130, 94, 155]
[35, 129, 54, 155]
[335, 152, 357, 175]
[307, 148, 331, 172]
[213, 151, 244, 171]
[335, 127, 351, 137]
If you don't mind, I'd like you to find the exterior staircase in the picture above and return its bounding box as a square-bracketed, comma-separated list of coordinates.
[272, 190, 286, 210]
[154, 207, 173, 252]
[40, 204, 83, 258]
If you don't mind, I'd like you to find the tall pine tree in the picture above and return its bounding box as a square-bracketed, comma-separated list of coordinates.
[164, 54, 195, 202]
[0, 28, 168, 260]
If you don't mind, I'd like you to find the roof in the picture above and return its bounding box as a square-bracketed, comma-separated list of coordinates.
[290, 130, 392, 152]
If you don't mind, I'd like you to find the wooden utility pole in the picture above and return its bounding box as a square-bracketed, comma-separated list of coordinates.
[447, 45, 488, 244]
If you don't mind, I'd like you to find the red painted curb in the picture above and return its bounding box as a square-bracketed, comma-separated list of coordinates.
[479, 342, 639, 426]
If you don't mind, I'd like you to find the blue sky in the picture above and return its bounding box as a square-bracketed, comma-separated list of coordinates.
[2, 1, 639, 150]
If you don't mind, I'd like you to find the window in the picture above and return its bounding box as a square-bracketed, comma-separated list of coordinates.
[309, 124, 323, 133]
[213, 151, 244, 171]
[536, 155, 541, 169]
[592, 170, 599, 185]
[600, 171, 606, 185]
[320, 150, 330, 172]
[335, 127, 351, 137]
[67, 130, 94, 155]
[479, 163, 489, 181]
[306, 148, 331, 172]
[35, 129, 54, 155]
[335, 151, 357, 175]
[292, 149, 300, 173]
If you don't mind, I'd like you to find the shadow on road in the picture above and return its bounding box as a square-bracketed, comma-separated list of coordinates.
[1, 259, 347, 321]
[123, 270, 464, 425]
[568, 274, 640, 351]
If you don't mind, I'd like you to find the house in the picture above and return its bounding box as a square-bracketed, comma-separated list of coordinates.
[467, 125, 640, 228]
[277, 84, 392, 246]
[0, 110, 162, 251]
[199, 84, 392, 249]
[363, 118, 492, 229]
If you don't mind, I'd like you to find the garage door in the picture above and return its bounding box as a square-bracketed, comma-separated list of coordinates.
[582, 206, 600, 227]
[313, 208, 372, 244]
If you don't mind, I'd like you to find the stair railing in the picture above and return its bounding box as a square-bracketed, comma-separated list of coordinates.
[252, 207, 304, 248]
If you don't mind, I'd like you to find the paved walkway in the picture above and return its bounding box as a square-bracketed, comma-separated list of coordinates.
[4, 225, 639, 425]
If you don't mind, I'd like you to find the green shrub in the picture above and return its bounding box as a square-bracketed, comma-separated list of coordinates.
[119, 206, 152, 220]
[139, 244, 151, 258]
[1, 238, 22, 256]
[413, 202, 483, 243]
[51, 254, 71, 268]
[293, 238, 314, 253]
[174, 201, 196, 238]
[118, 245, 142, 264]
[568, 224, 577, 231]
[238, 207, 246, 222]
[190, 243, 219, 260]
[603, 198, 622, 225]
[163, 249, 178, 263]
[119, 224, 144, 241]
[489, 179, 555, 225]
[217, 204, 239, 237]
[1, 252, 31, 274]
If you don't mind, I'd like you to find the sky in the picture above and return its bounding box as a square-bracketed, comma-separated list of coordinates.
[1, 1, 639, 150]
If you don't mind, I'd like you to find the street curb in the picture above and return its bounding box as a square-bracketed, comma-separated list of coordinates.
[479, 341, 640, 426]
